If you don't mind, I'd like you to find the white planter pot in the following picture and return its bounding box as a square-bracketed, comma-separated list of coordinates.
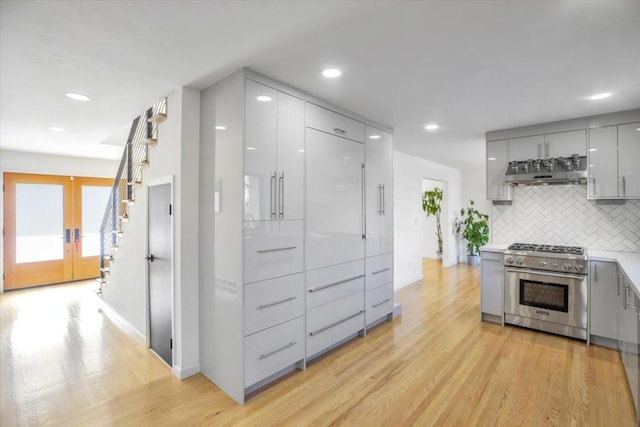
[467, 254, 480, 266]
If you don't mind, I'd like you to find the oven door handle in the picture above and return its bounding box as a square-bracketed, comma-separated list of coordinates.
[505, 268, 586, 281]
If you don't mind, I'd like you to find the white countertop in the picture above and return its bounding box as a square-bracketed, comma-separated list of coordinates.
[588, 250, 640, 296]
[479, 244, 640, 296]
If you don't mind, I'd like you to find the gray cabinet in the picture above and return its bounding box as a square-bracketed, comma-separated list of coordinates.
[618, 271, 639, 417]
[618, 122, 640, 198]
[486, 140, 512, 201]
[480, 250, 503, 322]
[589, 261, 618, 340]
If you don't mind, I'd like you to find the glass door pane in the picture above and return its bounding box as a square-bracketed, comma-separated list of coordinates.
[81, 186, 112, 257]
[15, 183, 64, 263]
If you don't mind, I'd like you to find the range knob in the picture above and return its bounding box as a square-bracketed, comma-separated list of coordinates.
[575, 264, 584, 272]
[563, 262, 573, 271]
[538, 260, 547, 268]
[505, 257, 515, 265]
[552, 262, 560, 269]
[516, 258, 524, 266]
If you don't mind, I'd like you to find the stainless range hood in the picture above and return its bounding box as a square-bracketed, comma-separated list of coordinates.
[504, 155, 588, 186]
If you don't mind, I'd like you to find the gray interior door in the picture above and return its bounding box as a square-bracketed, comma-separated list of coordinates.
[148, 183, 172, 366]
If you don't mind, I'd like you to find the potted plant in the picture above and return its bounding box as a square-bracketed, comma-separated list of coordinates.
[454, 200, 489, 266]
[422, 187, 443, 259]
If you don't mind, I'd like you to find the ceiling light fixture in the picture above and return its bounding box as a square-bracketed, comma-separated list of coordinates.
[369, 135, 381, 139]
[215, 125, 227, 130]
[256, 95, 272, 102]
[588, 92, 611, 100]
[66, 92, 90, 101]
[322, 68, 342, 78]
[424, 124, 439, 131]
[48, 126, 65, 131]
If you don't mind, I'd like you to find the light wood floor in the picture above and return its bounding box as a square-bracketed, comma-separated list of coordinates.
[1, 260, 635, 426]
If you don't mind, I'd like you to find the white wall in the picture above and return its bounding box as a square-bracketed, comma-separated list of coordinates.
[394, 151, 461, 290]
[460, 166, 491, 260]
[0, 150, 119, 292]
[103, 87, 201, 379]
[422, 178, 445, 259]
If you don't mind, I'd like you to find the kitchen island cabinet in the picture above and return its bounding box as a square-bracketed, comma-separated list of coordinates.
[589, 260, 618, 345]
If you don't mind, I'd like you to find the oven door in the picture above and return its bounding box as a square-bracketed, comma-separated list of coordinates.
[504, 268, 587, 330]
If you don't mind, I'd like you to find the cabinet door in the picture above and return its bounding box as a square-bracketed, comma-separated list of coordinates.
[544, 130, 586, 158]
[365, 126, 393, 256]
[480, 252, 503, 317]
[508, 135, 544, 161]
[623, 284, 639, 412]
[618, 122, 640, 198]
[276, 92, 305, 219]
[245, 80, 277, 221]
[486, 140, 511, 200]
[306, 128, 365, 270]
[588, 126, 618, 198]
[589, 261, 618, 340]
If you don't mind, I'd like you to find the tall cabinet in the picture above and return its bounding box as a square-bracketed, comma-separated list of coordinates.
[200, 70, 394, 404]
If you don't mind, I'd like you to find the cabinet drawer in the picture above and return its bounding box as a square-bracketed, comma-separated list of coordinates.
[306, 292, 364, 357]
[365, 253, 393, 291]
[306, 103, 365, 143]
[244, 220, 303, 284]
[306, 260, 364, 310]
[366, 282, 394, 326]
[481, 251, 503, 262]
[244, 316, 304, 388]
[244, 273, 304, 336]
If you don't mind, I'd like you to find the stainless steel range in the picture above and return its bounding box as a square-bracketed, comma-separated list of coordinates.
[503, 243, 588, 340]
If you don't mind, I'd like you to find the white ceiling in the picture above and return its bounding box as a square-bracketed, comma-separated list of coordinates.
[1, 1, 639, 170]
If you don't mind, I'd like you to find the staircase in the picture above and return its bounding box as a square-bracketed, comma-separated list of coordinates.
[96, 98, 167, 294]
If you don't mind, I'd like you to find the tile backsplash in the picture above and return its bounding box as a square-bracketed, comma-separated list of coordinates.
[492, 185, 640, 252]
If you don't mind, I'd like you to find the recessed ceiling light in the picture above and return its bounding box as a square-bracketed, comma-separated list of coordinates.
[256, 95, 272, 102]
[215, 125, 227, 130]
[48, 126, 65, 131]
[246, 146, 257, 150]
[424, 124, 439, 131]
[66, 92, 90, 101]
[369, 134, 381, 139]
[589, 148, 597, 152]
[588, 92, 611, 100]
[487, 157, 496, 161]
[322, 68, 342, 78]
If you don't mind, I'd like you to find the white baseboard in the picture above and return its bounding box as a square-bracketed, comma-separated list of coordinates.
[98, 298, 146, 342]
[394, 275, 422, 290]
[173, 363, 200, 380]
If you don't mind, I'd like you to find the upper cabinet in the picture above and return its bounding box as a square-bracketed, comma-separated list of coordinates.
[486, 139, 512, 201]
[245, 79, 305, 221]
[588, 121, 640, 200]
[618, 122, 640, 198]
[544, 130, 586, 158]
[365, 126, 393, 257]
[507, 130, 586, 162]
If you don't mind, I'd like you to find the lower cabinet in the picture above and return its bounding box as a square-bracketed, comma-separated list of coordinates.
[618, 271, 639, 418]
[589, 261, 618, 342]
[480, 250, 503, 323]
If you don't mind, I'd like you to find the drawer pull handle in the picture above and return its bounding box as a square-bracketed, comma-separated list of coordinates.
[334, 127, 347, 135]
[372, 298, 391, 308]
[308, 274, 365, 293]
[257, 296, 297, 310]
[372, 268, 391, 275]
[309, 310, 364, 336]
[256, 246, 297, 254]
[258, 342, 297, 360]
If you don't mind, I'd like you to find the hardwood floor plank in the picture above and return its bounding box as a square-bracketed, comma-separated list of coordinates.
[1, 260, 635, 426]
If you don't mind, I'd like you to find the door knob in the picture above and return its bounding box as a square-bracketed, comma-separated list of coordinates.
[145, 254, 155, 262]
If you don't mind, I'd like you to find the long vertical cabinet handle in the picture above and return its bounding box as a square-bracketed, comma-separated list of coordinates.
[592, 177, 597, 197]
[377, 185, 382, 214]
[270, 172, 277, 219]
[381, 184, 385, 215]
[362, 163, 366, 240]
[622, 176, 626, 196]
[593, 263, 597, 282]
[279, 172, 285, 219]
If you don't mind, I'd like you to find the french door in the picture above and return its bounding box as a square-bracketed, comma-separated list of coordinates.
[3, 173, 112, 290]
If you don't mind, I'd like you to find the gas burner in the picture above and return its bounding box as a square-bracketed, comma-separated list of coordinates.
[507, 243, 585, 255]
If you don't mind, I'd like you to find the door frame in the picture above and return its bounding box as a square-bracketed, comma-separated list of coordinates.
[145, 175, 175, 367]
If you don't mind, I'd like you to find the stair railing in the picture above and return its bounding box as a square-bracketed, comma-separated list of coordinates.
[97, 98, 167, 292]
